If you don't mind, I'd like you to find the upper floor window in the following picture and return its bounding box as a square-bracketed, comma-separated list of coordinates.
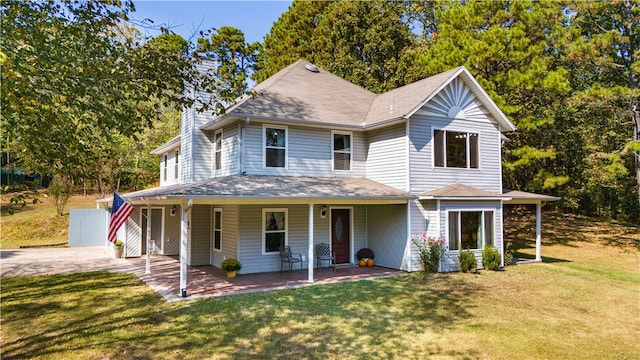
[264, 125, 287, 168]
[434, 130, 479, 169]
[448, 210, 494, 251]
[174, 149, 179, 179]
[332, 131, 352, 171]
[214, 130, 222, 171]
[163, 154, 168, 181]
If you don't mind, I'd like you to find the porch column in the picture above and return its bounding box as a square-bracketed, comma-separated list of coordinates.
[535, 202, 542, 262]
[308, 203, 314, 283]
[145, 204, 151, 274]
[180, 200, 192, 297]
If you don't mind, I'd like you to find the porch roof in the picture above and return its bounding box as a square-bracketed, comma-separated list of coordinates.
[502, 189, 560, 204]
[418, 183, 510, 201]
[121, 175, 413, 205]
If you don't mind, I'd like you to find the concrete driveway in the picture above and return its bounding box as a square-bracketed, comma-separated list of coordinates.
[0, 247, 135, 278]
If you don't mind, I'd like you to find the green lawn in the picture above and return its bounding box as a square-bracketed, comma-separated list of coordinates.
[1, 199, 639, 359]
[2, 243, 639, 359]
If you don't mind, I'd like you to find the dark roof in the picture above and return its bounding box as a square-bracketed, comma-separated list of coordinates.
[122, 175, 412, 204]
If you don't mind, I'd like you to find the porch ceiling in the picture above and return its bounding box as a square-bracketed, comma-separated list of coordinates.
[120, 175, 413, 205]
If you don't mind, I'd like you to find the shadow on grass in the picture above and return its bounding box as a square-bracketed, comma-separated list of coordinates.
[1, 272, 482, 359]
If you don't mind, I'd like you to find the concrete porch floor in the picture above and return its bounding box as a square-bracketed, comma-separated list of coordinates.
[126, 255, 406, 302]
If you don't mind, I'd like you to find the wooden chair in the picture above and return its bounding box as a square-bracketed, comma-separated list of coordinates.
[315, 243, 335, 271]
[279, 245, 303, 271]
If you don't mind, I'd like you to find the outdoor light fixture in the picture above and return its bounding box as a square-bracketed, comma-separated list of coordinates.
[321, 205, 327, 218]
[170, 205, 177, 216]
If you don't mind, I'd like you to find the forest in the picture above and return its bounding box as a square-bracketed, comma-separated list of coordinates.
[1, 0, 638, 222]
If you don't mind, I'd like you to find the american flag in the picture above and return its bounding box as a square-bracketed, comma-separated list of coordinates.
[108, 191, 134, 244]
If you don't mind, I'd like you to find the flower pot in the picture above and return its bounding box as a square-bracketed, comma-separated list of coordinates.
[114, 246, 123, 258]
[366, 258, 374, 267]
[226, 270, 237, 278]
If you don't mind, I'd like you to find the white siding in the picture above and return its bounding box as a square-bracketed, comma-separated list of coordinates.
[243, 123, 366, 177]
[366, 123, 407, 191]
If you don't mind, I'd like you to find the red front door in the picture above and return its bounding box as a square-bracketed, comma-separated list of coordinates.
[331, 208, 350, 263]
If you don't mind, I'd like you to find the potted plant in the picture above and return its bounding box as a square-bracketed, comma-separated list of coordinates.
[221, 258, 242, 277]
[356, 248, 375, 267]
[113, 240, 124, 258]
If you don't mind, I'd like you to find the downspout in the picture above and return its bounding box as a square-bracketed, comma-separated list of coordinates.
[180, 198, 193, 298]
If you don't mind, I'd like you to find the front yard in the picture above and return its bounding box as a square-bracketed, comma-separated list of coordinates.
[1, 204, 638, 359]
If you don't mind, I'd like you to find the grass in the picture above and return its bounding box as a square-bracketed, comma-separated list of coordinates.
[1, 193, 102, 249]
[1, 200, 639, 358]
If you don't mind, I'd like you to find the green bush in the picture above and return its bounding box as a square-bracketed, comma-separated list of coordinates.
[504, 241, 514, 265]
[482, 245, 501, 271]
[221, 258, 242, 272]
[459, 249, 477, 273]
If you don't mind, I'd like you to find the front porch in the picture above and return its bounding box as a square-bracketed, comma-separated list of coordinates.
[127, 255, 405, 302]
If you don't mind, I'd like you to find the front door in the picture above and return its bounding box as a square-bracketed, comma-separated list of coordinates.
[331, 208, 351, 263]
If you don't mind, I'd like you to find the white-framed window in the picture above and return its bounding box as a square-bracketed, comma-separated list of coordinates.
[332, 131, 352, 171]
[163, 154, 168, 181]
[262, 208, 287, 254]
[433, 129, 479, 168]
[214, 130, 222, 171]
[174, 149, 179, 179]
[213, 208, 222, 252]
[263, 125, 287, 168]
[447, 210, 494, 251]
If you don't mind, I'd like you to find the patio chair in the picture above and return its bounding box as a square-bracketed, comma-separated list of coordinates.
[279, 245, 303, 271]
[315, 243, 335, 271]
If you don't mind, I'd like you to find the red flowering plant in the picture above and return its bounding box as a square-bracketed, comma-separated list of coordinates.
[411, 234, 446, 272]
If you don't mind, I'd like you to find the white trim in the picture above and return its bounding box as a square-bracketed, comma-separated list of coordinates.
[431, 128, 481, 169]
[331, 130, 353, 172]
[163, 153, 168, 182]
[212, 207, 222, 252]
[263, 124, 288, 169]
[262, 208, 288, 255]
[213, 129, 223, 174]
[445, 208, 495, 252]
[174, 148, 180, 180]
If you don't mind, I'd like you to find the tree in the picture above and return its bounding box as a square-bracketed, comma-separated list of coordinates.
[254, 0, 422, 93]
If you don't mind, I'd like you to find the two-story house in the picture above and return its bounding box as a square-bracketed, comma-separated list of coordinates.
[117, 60, 557, 293]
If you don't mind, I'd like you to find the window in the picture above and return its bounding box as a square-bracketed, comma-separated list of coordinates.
[213, 209, 222, 251]
[263, 209, 287, 253]
[163, 154, 168, 181]
[448, 210, 494, 251]
[332, 131, 352, 171]
[214, 130, 222, 171]
[264, 126, 286, 168]
[174, 149, 179, 179]
[434, 130, 479, 168]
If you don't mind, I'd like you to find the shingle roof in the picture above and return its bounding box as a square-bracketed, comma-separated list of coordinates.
[200, 60, 515, 132]
[122, 175, 412, 204]
[502, 189, 560, 202]
[419, 183, 508, 200]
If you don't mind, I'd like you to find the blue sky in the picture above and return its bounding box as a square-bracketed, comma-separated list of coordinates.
[130, 1, 293, 44]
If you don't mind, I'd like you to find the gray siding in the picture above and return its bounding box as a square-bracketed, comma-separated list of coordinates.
[210, 204, 239, 268]
[409, 80, 503, 194]
[190, 204, 212, 266]
[237, 204, 366, 274]
[366, 205, 406, 270]
[243, 123, 366, 177]
[164, 205, 181, 256]
[366, 123, 407, 191]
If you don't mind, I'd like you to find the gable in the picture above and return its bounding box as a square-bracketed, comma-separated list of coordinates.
[417, 78, 491, 123]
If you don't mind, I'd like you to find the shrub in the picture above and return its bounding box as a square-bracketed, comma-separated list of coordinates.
[411, 234, 446, 272]
[114, 240, 124, 246]
[504, 241, 514, 265]
[221, 258, 242, 272]
[482, 245, 500, 271]
[459, 249, 477, 273]
[356, 248, 375, 260]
